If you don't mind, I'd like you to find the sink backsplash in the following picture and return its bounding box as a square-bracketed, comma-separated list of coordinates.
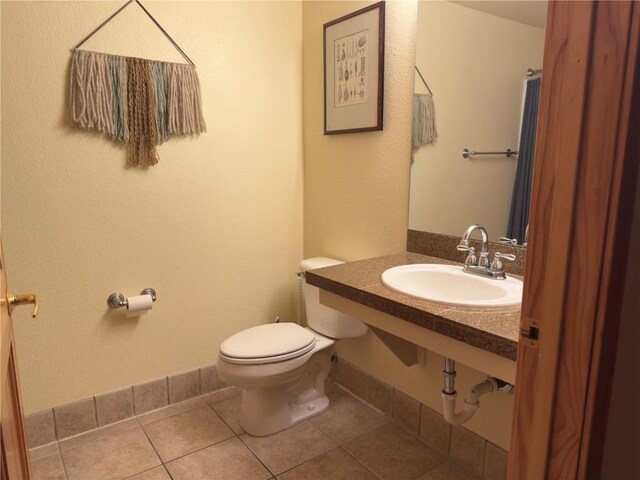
[407, 230, 526, 276]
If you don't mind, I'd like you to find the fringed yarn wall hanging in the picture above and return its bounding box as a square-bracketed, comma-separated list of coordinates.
[70, 0, 205, 166]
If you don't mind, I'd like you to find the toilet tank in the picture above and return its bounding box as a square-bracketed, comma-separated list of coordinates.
[300, 257, 368, 339]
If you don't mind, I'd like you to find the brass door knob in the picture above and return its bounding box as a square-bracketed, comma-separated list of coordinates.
[7, 292, 39, 318]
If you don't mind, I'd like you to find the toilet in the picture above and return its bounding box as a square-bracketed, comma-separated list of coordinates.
[217, 257, 367, 436]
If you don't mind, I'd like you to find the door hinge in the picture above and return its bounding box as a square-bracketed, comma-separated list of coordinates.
[520, 317, 540, 347]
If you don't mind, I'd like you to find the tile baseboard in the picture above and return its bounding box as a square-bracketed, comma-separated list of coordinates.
[25, 364, 223, 448]
[330, 355, 509, 479]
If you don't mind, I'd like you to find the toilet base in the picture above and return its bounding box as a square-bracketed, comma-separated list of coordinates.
[238, 348, 332, 436]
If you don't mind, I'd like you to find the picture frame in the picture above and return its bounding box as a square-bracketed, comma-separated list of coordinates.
[323, 1, 385, 135]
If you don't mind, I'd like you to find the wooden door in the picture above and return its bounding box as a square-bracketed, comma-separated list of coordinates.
[509, 1, 640, 478]
[0, 241, 31, 480]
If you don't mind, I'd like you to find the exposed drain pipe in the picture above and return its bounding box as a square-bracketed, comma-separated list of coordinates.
[441, 358, 511, 425]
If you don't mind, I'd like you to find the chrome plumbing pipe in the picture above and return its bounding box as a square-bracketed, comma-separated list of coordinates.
[443, 358, 457, 395]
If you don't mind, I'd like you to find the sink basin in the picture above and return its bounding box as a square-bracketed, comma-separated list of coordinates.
[381, 264, 523, 308]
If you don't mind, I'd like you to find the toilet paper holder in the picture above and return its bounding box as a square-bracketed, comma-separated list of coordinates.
[107, 288, 157, 309]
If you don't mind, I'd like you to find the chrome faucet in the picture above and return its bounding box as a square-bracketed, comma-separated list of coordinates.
[457, 225, 516, 280]
[457, 225, 490, 268]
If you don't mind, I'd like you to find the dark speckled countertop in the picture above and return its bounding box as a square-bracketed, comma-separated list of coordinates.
[305, 252, 521, 360]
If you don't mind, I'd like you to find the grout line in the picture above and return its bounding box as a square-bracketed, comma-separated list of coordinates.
[341, 446, 384, 480]
[121, 464, 168, 480]
[206, 400, 244, 435]
[139, 420, 166, 468]
[160, 432, 238, 467]
[57, 442, 71, 480]
[165, 464, 176, 480]
[92, 395, 99, 429]
[413, 457, 448, 479]
[50, 408, 60, 442]
[237, 434, 276, 478]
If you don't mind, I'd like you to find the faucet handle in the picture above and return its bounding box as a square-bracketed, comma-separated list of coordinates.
[498, 237, 518, 246]
[463, 247, 477, 266]
[490, 252, 516, 272]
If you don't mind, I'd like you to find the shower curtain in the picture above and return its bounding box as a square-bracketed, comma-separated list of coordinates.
[507, 76, 541, 244]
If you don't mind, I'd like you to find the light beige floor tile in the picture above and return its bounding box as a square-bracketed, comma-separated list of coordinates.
[240, 421, 337, 475]
[143, 405, 234, 462]
[30, 442, 60, 462]
[137, 397, 205, 425]
[209, 394, 244, 434]
[415, 460, 480, 480]
[344, 424, 445, 480]
[31, 453, 66, 480]
[310, 386, 389, 444]
[166, 437, 270, 480]
[126, 465, 172, 480]
[59, 417, 139, 452]
[277, 447, 377, 480]
[61, 427, 160, 480]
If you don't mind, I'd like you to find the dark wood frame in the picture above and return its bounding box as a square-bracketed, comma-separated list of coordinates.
[323, 1, 385, 135]
[509, 1, 640, 478]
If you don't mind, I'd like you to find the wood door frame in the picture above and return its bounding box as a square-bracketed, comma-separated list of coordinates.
[509, 1, 640, 478]
[1, 241, 32, 479]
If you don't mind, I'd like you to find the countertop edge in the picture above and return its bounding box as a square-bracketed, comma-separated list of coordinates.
[305, 255, 519, 361]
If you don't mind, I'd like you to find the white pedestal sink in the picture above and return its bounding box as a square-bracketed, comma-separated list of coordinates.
[381, 264, 523, 308]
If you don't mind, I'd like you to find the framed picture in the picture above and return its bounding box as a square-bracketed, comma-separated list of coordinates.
[324, 2, 385, 135]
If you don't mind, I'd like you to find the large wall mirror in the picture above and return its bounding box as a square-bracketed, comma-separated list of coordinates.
[409, 1, 548, 246]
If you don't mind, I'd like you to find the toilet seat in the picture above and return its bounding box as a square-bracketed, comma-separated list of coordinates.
[220, 323, 316, 365]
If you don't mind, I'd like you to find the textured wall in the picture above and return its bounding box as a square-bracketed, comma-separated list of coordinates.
[303, 0, 513, 450]
[410, 1, 546, 240]
[302, 0, 414, 261]
[1, 1, 303, 413]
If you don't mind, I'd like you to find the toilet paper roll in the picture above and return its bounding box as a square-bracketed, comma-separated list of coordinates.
[126, 294, 153, 317]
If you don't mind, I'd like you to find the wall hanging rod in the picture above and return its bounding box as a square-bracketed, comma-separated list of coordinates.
[414, 66, 433, 95]
[72, 0, 195, 66]
[462, 148, 518, 158]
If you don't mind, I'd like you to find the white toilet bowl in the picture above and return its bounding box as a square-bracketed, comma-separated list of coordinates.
[217, 257, 367, 437]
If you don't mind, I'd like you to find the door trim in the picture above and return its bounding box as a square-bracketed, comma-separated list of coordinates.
[508, 1, 640, 478]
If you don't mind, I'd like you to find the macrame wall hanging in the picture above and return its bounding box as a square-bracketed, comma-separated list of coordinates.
[70, 0, 205, 166]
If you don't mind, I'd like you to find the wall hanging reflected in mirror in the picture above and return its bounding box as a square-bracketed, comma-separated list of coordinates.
[323, 1, 385, 135]
[69, 0, 206, 167]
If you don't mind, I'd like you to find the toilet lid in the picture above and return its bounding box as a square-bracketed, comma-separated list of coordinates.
[220, 323, 316, 361]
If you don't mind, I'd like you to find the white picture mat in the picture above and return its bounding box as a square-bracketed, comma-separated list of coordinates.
[325, 8, 380, 132]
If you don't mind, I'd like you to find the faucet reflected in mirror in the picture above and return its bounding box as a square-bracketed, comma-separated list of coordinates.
[409, 1, 547, 247]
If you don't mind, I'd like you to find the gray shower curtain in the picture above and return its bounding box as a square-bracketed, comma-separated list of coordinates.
[507, 76, 541, 244]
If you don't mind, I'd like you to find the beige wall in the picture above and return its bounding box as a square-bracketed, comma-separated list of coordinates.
[1, 1, 303, 414]
[303, 0, 512, 449]
[410, 1, 545, 240]
[303, 0, 415, 261]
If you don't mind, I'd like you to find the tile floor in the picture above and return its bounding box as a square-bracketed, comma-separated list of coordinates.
[30, 382, 482, 480]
